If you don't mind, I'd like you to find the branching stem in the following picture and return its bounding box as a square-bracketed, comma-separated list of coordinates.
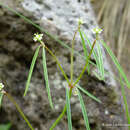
[50, 87, 73, 130]
[74, 39, 97, 86]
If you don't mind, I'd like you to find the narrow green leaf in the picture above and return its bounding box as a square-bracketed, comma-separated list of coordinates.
[81, 31, 99, 63]
[120, 76, 130, 129]
[66, 87, 72, 130]
[24, 46, 41, 96]
[82, 31, 104, 80]
[77, 84, 101, 103]
[79, 30, 90, 73]
[77, 89, 90, 130]
[0, 93, 4, 108]
[96, 41, 104, 80]
[101, 40, 130, 88]
[50, 88, 73, 130]
[42, 47, 53, 109]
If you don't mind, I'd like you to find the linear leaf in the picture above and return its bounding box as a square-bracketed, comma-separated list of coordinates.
[96, 41, 104, 80]
[42, 47, 53, 109]
[81, 31, 99, 63]
[66, 87, 72, 130]
[77, 84, 101, 103]
[79, 30, 90, 73]
[101, 40, 130, 88]
[50, 88, 73, 130]
[0, 93, 3, 108]
[120, 76, 130, 128]
[77, 89, 90, 130]
[81, 31, 104, 80]
[24, 46, 41, 96]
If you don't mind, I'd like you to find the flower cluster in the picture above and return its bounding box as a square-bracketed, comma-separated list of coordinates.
[78, 18, 84, 25]
[92, 27, 103, 34]
[33, 33, 43, 42]
[0, 83, 4, 91]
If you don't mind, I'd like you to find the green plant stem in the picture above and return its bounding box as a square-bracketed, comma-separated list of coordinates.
[42, 47, 53, 109]
[70, 25, 81, 83]
[120, 76, 130, 129]
[50, 87, 73, 130]
[74, 39, 97, 86]
[24, 45, 41, 96]
[0, 93, 3, 108]
[4, 92, 34, 130]
[40, 42, 70, 84]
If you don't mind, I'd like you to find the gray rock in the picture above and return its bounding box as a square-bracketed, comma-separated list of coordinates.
[0, 0, 125, 130]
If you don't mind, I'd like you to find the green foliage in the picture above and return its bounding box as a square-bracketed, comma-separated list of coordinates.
[66, 87, 72, 130]
[101, 40, 130, 88]
[119, 76, 130, 129]
[44, 44, 70, 84]
[77, 89, 90, 130]
[0, 3, 130, 130]
[77, 84, 101, 103]
[0, 123, 11, 130]
[42, 47, 53, 109]
[74, 38, 97, 86]
[50, 88, 73, 130]
[96, 41, 104, 80]
[81, 31, 105, 80]
[0, 93, 3, 108]
[79, 30, 90, 74]
[24, 46, 41, 96]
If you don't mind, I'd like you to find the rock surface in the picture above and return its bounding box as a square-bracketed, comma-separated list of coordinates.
[0, 0, 125, 130]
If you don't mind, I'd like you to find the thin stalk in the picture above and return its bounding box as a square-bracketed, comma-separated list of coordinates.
[40, 42, 70, 84]
[70, 25, 81, 83]
[120, 76, 130, 129]
[0, 93, 3, 108]
[4, 92, 34, 130]
[74, 39, 96, 86]
[50, 87, 73, 130]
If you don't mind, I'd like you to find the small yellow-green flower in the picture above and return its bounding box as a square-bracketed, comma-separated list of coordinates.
[33, 33, 43, 42]
[0, 83, 4, 91]
[92, 27, 103, 34]
[78, 18, 84, 25]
